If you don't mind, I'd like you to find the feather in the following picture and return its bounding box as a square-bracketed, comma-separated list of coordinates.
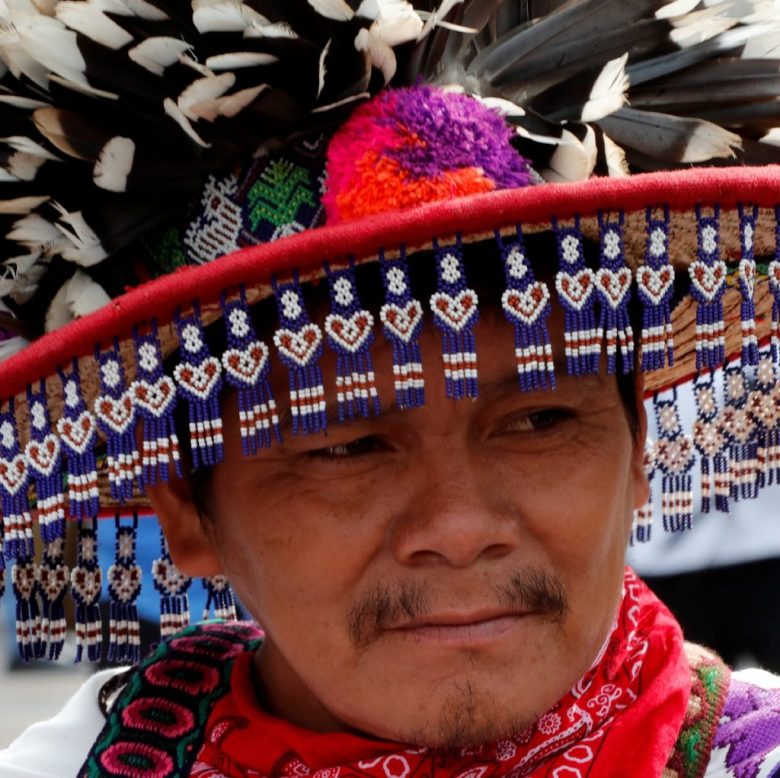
[206, 52, 279, 70]
[163, 98, 211, 147]
[0, 334, 28, 360]
[45, 269, 110, 331]
[308, 0, 356, 23]
[598, 106, 741, 163]
[128, 37, 193, 75]
[56, 2, 134, 49]
[318, 38, 332, 98]
[192, 0, 264, 33]
[543, 125, 598, 183]
[0, 196, 49, 215]
[358, 0, 424, 47]
[177, 72, 237, 121]
[51, 203, 109, 266]
[188, 83, 268, 120]
[355, 28, 397, 83]
[93, 137, 135, 192]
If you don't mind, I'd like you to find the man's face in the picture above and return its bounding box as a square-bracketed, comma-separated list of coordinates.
[162, 305, 647, 747]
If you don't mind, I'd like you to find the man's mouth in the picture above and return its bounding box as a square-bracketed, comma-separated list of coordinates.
[387, 610, 532, 645]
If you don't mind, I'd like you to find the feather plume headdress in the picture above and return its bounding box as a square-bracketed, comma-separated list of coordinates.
[0, 0, 779, 662]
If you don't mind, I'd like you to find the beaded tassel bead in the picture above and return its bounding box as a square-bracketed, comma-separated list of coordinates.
[0, 401, 34, 560]
[221, 288, 280, 454]
[689, 206, 727, 371]
[738, 205, 760, 367]
[631, 439, 656, 544]
[272, 275, 327, 434]
[95, 342, 140, 502]
[769, 206, 780, 363]
[324, 261, 380, 421]
[722, 363, 759, 501]
[12, 556, 40, 661]
[56, 362, 99, 520]
[638, 207, 675, 372]
[131, 324, 182, 484]
[429, 237, 480, 398]
[153, 530, 192, 639]
[553, 217, 599, 375]
[497, 228, 555, 391]
[379, 248, 425, 409]
[25, 384, 65, 546]
[653, 391, 696, 532]
[107, 516, 143, 664]
[692, 373, 730, 514]
[71, 519, 103, 663]
[749, 351, 780, 487]
[37, 537, 69, 660]
[595, 212, 633, 375]
[202, 575, 238, 621]
[174, 303, 225, 468]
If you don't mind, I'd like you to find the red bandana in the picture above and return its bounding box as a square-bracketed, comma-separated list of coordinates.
[192, 569, 689, 778]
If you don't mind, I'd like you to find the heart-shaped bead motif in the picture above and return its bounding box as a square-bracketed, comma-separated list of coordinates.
[39, 563, 69, 601]
[555, 269, 594, 311]
[637, 265, 674, 306]
[689, 260, 727, 302]
[174, 357, 222, 400]
[56, 410, 96, 455]
[109, 563, 142, 603]
[654, 437, 694, 475]
[12, 563, 36, 600]
[768, 260, 780, 294]
[595, 267, 632, 310]
[430, 290, 479, 332]
[325, 311, 374, 353]
[95, 392, 135, 435]
[501, 283, 550, 326]
[131, 377, 177, 417]
[274, 324, 323, 367]
[739, 258, 755, 298]
[152, 558, 189, 596]
[380, 300, 423, 343]
[71, 567, 102, 604]
[0, 454, 27, 496]
[25, 434, 61, 477]
[222, 341, 269, 386]
[692, 420, 724, 457]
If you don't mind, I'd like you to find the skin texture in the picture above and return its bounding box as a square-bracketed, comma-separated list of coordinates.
[148, 305, 648, 748]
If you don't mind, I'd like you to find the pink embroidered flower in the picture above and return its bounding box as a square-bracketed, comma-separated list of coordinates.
[99, 741, 174, 777]
[143, 658, 220, 695]
[121, 697, 195, 738]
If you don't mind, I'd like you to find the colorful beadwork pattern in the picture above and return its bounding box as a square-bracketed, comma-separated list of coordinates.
[324, 261, 380, 421]
[12, 556, 40, 661]
[95, 342, 140, 503]
[632, 440, 656, 543]
[0, 401, 33, 560]
[80, 621, 263, 778]
[202, 576, 238, 622]
[653, 391, 696, 532]
[107, 516, 143, 664]
[273, 275, 327, 434]
[750, 352, 780, 487]
[738, 205, 760, 367]
[554, 217, 599, 375]
[153, 530, 192, 639]
[56, 362, 99, 520]
[131, 324, 181, 484]
[692, 373, 730, 514]
[498, 228, 555, 391]
[38, 537, 69, 660]
[174, 305, 224, 468]
[379, 248, 425, 408]
[722, 362, 760, 501]
[221, 289, 280, 454]
[769, 207, 780, 363]
[638, 207, 675, 371]
[71, 519, 103, 663]
[430, 237, 480, 398]
[689, 207, 727, 371]
[595, 212, 634, 374]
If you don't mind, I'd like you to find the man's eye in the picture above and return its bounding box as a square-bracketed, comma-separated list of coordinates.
[501, 409, 572, 433]
[311, 436, 383, 459]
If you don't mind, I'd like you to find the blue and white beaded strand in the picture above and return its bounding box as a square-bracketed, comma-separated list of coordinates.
[738, 204, 760, 367]
[153, 529, 192, 639]
[722, 362, 759, 501]
[107, 515, 143, 664]
[0, 401, 34, 560]
[692, 372, 730, 514]
[71, 519, 103, 663]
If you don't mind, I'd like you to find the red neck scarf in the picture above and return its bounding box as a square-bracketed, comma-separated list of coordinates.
[192, 569, 689, 778]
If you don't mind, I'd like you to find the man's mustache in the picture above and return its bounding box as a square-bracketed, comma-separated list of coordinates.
[347, 566, 569, 649]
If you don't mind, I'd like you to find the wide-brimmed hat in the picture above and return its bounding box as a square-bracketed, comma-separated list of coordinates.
[1, 0, 780, 663]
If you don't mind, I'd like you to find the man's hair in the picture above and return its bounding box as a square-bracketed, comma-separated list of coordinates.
[173, 232, 643, 521]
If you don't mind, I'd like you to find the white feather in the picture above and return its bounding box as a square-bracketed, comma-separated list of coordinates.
[655, 0, 701, 19]
[188, 84, 267, 121]
[1, 135, 60, 160]
[543, 126, 597, 183]
[178, 72, 236, 120]
[602, 133, 630, 177]
[355, 27, 396, 83]
[93, 136, 135, 192]
[245, 18, 297, 38]
[163, 97, 211, 147]
[308, 0, 354, 22]
[124, 0, 168, 20]
[0, 95, 48, 109]
[310, 91, 370, 113]
[45, 269, 110, 332]
[205, 51, 278, 70]
[48, 73, 119, 99]
[192, 0, 261, 33]
[0, 335, 28, 361]
[8, 213, 64, 253]
[128, 37, 192, 75]
[761, 127, 780, 146]
[318, 39, 331, 99]
[417, 0, 464, 38]
[56, 2, 133, 49]
[357, 0, 424, 46]
[579, 54, 628, 123]
[51, 203, 109, 266]
[5, 151, 47, 180]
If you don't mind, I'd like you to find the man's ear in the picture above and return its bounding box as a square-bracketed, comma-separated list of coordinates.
[631, 374, 650, 510]
[146, 471, 223, 577]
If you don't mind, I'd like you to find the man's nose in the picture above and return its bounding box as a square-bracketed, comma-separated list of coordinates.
[389, 447, 520, 568]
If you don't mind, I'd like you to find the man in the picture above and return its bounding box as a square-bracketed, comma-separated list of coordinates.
[0, 2, 779, 777]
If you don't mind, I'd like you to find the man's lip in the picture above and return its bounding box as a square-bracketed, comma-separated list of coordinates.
[386, 610, 533, 644]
